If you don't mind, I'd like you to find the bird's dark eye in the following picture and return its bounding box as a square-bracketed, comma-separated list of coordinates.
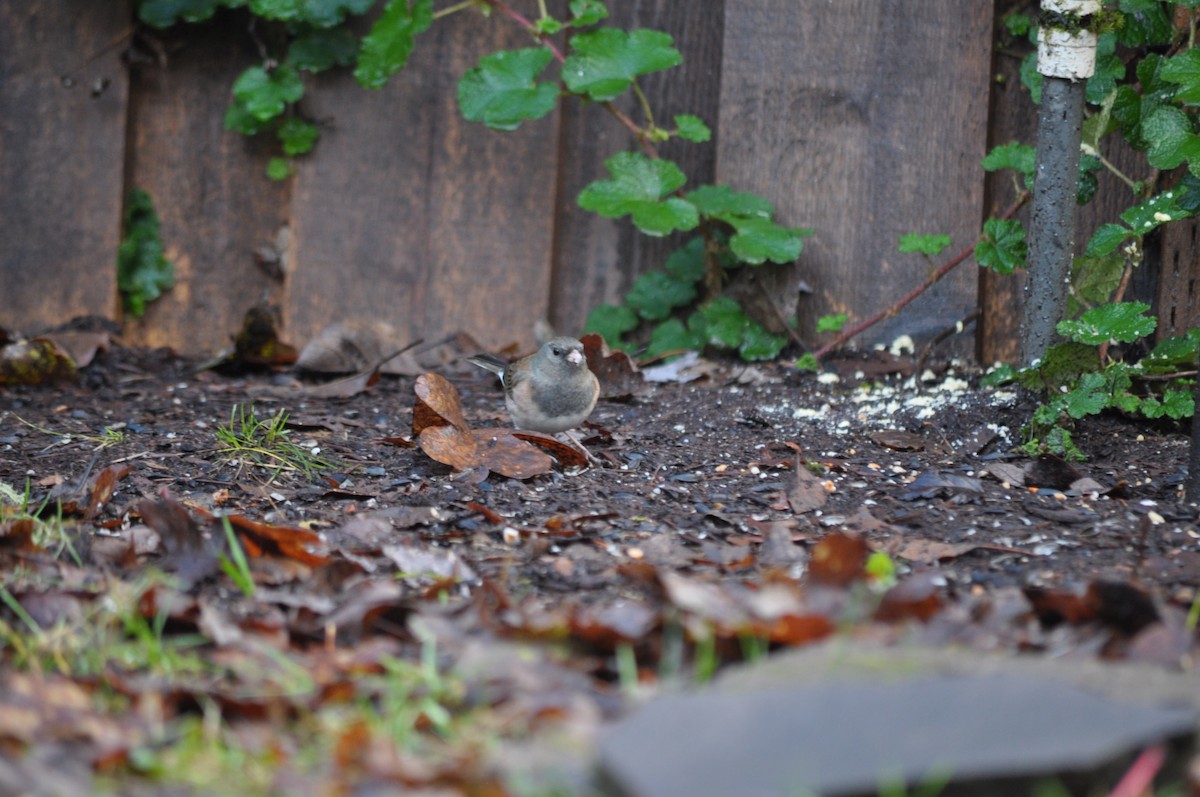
[551, 346, 563, 356]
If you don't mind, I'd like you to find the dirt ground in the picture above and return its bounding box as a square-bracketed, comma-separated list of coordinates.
[1, 339, 1198, 793]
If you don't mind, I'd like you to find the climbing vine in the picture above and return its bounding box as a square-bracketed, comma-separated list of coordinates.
[133, 0, 811, 360]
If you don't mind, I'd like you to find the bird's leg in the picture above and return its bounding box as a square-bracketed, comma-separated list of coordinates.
[558, 429, 601, 467]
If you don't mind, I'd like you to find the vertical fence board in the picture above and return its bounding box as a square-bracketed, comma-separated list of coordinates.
[1158, 220, 1200, 339]
[717, 1, 994, 355]
[979, 1, 1035, 365]
[0, 1, 129, 332]
[286, 12, 561, 354]
[123, 15, 290, 354]
[549, 0, 725, 338]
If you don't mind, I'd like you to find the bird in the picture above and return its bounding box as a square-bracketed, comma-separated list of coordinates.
[467, 336, 599, 435]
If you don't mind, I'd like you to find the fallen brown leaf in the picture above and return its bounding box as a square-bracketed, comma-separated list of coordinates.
[808, 532, 870, 586]
[413, 372, 470, 434]
[788, 463, 828, 514]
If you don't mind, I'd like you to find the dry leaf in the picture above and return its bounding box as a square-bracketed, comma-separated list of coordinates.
[413, 373, 470, 434]
[417, 425, 480, 471]
[808, 532, 870, 586]
[788, 464, 828, 514]
[473, 430, 554, 479]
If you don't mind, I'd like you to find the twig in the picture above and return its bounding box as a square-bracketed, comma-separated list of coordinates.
[814, 192, 1030, 360]
[916, 309, 979, 373]
[483, 0, 565, 60]
[754, 277, 812, 355]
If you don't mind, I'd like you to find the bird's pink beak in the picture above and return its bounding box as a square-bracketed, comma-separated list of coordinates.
[567, 349, 584, 365]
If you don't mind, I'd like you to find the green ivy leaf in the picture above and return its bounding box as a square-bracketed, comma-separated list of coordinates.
[569, 0, 608, 26]
[1085, 34, 1123, 105]
[795, 352, 821, 372]
[1017, 342, 1100, 391]
[974, 217, 1027, 274]
[223, 100, 271, 135]
[698, 296, 745, 348]
[138, 0, 226, 28]
[1120, 189, 1190, 233]
[739, 321, 787, 361]
[354, 0, 434, 90]
[1020, 51, 1042, 104]
[664, 237, 706, 284]
[278, 118, 319, 155]
[534, 17, 563, 35]
[1003, 12, 1032, 37]
[625, 270, 697, 321]
[1082, 89, 1119, 152]
[1160, 388, 1194, 419]
[117, 190, 175, 318]
[816, 313, 847, 334]
[583, 303, 637, 347]
[288, 28, 359, 72]
[1179, 173, 1200, 213]
[693, 296, 783, 359]
[1069, 253, 1124, 313]
[980, 363, 1017, 388]
[1110, 85, 1144, 146]
[247, 0, 299, 21]
[645, 317, 704, 359]
[675, 114, 711, 143]
[302, 0, 374, 27]
[1142, 105, 1200, 170]
[727, 217, 810, 264]
[981, 141, 1035, 190]
[266, 157, 294, 180]
[686, 185, 809, 264]
[898, 232, 951, 256]
[1063, 372, 1109, 419]
[1161, 48, 1200, 104]
[1077, 153, 1102, 205]
[232, 65, 304, 122]
[1056, 301, 1156, 345]
[247, 0, 370, 25]
[457, 48, 558, 131]
[562, 28, 681, 102]
[578, 152, 698, 236]
[1084, 223, 1130, 257]
[1117, 0, 1174, 47]
[686, 184, 773, 218]
[1144, 329, 1200, 369]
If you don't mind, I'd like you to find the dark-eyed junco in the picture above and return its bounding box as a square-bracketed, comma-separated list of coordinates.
[467, 336, 599, 434]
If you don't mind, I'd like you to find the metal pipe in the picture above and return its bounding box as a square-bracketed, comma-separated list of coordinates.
[1020, 0, 1099, 367]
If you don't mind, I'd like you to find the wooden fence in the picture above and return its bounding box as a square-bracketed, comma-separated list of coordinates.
[2, 1, 1195, 362]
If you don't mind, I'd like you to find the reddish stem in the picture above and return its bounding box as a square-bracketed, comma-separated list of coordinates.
[482, 0, 657, 156]
[813, 192, 1030, 360]
[483, 0, 565, 60]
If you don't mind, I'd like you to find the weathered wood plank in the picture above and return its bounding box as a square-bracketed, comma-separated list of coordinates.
[717, 0, 994, 356]
[123, 13, 290, 355]
[0, 1, 130, 333]
[1157, 219, 1200, 340]
[549, 0, 726, 338]
[286, 10, 561, 353]
[979, 0, 1034, 365]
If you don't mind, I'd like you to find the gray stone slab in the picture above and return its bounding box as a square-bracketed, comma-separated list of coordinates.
[598, 674, 1196, 797]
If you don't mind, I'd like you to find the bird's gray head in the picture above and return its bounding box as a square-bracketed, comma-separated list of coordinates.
[540, 337, 586, 369]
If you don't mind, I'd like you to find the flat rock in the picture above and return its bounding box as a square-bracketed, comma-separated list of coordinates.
[597, 643, 1199, 797]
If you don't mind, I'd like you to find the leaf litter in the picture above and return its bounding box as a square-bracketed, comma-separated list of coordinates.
[0, 340, 1197, 794]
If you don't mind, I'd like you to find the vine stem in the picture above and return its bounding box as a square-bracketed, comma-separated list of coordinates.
[433, 0, 482, 20]
[483, 0, 565, 60]
[813, 191, 1030, 360]
[482, 0, 658, 156]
